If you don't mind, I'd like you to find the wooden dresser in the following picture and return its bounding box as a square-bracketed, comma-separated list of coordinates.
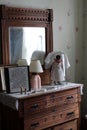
[0, 84, 82, 130]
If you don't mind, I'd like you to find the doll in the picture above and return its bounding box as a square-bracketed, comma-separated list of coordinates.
[51, 55, 65, 84]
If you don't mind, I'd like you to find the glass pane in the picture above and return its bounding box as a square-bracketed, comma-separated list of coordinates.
[9, 27, 45, 65]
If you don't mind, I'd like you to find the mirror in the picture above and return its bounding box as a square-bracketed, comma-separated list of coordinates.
[0, 5, 53, 65]
[9, 27, 45, 65]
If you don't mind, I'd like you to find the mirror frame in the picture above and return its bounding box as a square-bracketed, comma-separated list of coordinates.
[0, 5, 53, 64]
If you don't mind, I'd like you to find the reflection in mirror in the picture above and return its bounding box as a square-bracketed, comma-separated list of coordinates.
[9, 27, 45, 65]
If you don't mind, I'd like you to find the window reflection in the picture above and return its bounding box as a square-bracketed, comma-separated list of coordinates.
[9, 27, 45, 65]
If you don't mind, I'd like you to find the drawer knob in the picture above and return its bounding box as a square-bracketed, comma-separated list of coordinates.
[67, 112, 74, 116]
[31, 122, 39, 128]
[31, 104, 38, 109]
[66, 96, 73, 100]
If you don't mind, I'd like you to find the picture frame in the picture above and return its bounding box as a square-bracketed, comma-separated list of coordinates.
[4, 66, 30, 93]
[0, 64, 17, 92]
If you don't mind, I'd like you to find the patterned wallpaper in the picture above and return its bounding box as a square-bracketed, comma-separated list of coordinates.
[51, 0, 83, 83]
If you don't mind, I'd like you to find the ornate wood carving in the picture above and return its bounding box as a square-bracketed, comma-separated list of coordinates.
[0, 5, 53, 64]
[0, 5, 53, 23]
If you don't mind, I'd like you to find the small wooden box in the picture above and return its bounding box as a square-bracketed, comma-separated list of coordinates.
[40, 69, 51, 85]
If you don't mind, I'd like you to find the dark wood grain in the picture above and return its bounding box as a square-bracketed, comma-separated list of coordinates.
[0, 5, 53, 64]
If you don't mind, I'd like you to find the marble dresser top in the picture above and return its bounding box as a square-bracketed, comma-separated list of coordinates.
[0, 82, 83, 110]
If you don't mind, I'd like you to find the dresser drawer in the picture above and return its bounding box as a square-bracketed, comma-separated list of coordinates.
[46, 92, 78, 107]
[54, 119, 77, 130]
[47, 88, 79, 107]
[24, 105, 79, 130]
[23, 88, 79, 115]
[44, 120, 77, 130]
[23, 95, 47, 115]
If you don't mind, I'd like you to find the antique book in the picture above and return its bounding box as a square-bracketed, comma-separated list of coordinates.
[4, 66, 30, 93]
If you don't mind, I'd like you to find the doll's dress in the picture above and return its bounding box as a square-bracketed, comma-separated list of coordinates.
[51, 61, 65, 83]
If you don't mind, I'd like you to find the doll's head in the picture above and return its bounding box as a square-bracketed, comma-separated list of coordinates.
[55, 55, 62, 63]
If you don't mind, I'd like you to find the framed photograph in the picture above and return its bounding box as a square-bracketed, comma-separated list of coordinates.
[4, 66, 30, 93]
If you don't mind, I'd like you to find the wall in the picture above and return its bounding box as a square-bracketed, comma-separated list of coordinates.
[0, 0, 84, 112]
[52, 0, 83, 83]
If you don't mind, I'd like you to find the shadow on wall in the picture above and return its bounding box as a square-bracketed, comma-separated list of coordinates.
[80, 84, 87, 129]
[81, 84, 87, 116]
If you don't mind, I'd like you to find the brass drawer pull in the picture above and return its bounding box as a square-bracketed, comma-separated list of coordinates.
[67, 112, 74, 116]
[31, 122, 39, 128]
[66, 96, 73, 100]
[31, 104, 38, 109]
